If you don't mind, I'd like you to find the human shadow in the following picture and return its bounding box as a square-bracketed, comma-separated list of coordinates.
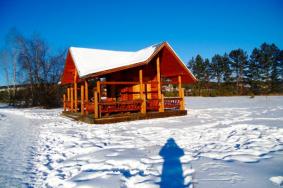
[159, 138, 186, 188]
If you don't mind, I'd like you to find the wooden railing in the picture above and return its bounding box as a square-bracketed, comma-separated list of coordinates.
[164, 97, 182, 109]
[99, 99, 143, 114]
[146, 99, 160, 111]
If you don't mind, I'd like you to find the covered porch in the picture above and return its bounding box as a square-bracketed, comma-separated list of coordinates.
[62, 59, 186, 121]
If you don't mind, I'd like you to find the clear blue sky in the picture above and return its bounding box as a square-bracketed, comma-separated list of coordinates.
[0, 0, 283, 85]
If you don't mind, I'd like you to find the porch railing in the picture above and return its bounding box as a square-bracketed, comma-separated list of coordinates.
[164, 97, 182, 109]
[146, 99, 159, 111]
[99, 99, 143, 114]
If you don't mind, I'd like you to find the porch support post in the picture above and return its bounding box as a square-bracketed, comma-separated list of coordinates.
[178, 75, 184, 110]
[156, 56, 164, 112]
[63, 94, 66, 112]
[97, 80, 101, 118]
[139, 69, 146, 114]
[74, 71, 78, 112]
[70, 87, 74, 112]
[67, 88, 70, 111]
[94, 91, 99, 119]
[81, 85, 84, 115]
[97, 80, 101, 97]
[181, 88, 185, 110]
[85, 80, 89, 115]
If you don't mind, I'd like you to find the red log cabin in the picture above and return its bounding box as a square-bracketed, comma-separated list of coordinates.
[60, 42, 197, 123]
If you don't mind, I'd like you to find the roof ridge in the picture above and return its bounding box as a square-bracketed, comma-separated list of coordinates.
[70, 42, 164, 54]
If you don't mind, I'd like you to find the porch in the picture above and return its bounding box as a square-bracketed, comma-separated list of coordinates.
[62, 76, 186, 122]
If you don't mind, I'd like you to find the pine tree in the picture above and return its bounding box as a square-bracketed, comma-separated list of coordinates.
[256, 43, 280, 94]
[229, 49, 248, 95]
[187, 55, 210, 96]
[222, 53, 232, 82]
[210, 54, 223, 92]
[246, 48, 261, 94]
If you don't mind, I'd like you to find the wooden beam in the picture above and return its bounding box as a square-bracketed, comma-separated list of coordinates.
[70, 87, 74, 112]
[178, 76, 185, 110]
[139, 69, 146, 114]
[100, 81, 139, 85]
[85, 80, 89, 115]
[81, 85, 84, 115]
[178, 75, 182, 97]
[67, 88, 70, 111]
[97, 80, 101, 118]
[74, 71, 78, 112]
[97, 80, 101, 96]
[156, 56, 163, 112]
[63, 94, 66, 112]
[157, 56, 161, 99]
[164, 73, 185, 78]
[180, 88, 185, 110]
[94, 91, 98, 119]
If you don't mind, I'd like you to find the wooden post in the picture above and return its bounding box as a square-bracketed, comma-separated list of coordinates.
[139, 69, 146, 114]
[85, 80, 89, 115]
[97, 80, 101, 118]
[160, 94, 164, 112]
[178, 75, 182, 98]
[180, 88, 185, 110]
[81, 85, 84, 115]
[67, 88, 70, 111]
[94, 91, 98, 119]
[74, 72, 78, 112]
[63, 94, 66, 112]
[70, 87, 74, 112]
[178, 75, 184, 110]
[97, 80, 101, 96]
[156, 56, 162, 112]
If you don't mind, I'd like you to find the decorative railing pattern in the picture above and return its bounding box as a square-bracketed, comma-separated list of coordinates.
[164, 97, 182, 109]
[146, 99, 160, 111]
[99, 100, 143, 114]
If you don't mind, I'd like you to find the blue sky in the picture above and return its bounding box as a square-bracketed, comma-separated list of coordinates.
[0, 0, 283, 85]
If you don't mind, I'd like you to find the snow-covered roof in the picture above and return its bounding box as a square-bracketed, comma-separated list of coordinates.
[69, 43, 162, 77]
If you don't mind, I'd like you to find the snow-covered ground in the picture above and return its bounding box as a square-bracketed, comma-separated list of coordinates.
[0, 96, 283, 188]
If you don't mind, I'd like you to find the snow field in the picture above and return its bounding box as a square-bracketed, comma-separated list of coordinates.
[0, 96, 282, 187]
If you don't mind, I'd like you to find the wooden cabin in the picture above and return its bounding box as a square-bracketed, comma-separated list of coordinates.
[60, 42, 197, 123]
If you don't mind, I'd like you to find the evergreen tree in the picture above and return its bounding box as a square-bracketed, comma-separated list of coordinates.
[256, 43, 280, 94]
[222, 53, 232, 83]
[210, 54, 223, 91]
[229, 49, 248, 95]
[186, 42, 282, 96]
[187, 55, 210, 95]
[246, 48, 261, 94]
[269, 44, 281, 93]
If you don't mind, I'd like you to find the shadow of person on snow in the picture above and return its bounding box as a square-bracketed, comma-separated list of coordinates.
[159, 138, 186, 188]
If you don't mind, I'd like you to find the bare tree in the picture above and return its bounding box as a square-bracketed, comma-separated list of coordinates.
[1, 29, 65, 107]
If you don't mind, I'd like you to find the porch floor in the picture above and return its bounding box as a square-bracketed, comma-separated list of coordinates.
[61, 110, 187, 124]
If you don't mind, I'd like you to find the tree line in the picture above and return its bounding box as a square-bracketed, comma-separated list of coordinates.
[0, 29, 65, 107]
[187, 43, 283, 96]
[1, 29, 282, 108]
